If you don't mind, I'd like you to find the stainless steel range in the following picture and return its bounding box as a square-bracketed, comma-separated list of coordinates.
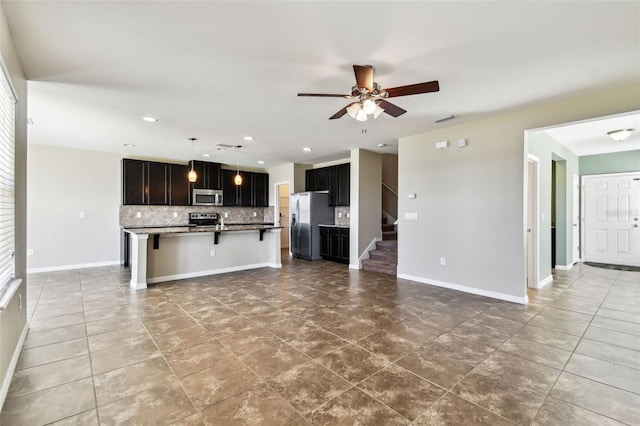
[188, 212, 218, 227]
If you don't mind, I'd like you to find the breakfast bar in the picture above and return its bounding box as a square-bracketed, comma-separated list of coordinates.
[124, 224, 282, 290]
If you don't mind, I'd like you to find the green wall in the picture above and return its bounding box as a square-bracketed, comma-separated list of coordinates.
[580, 150, 640, 175]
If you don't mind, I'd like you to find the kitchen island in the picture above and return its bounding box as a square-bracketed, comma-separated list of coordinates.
[124, 224, 282, 290]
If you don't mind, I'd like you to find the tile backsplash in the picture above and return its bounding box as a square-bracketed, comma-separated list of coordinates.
[120, 205, 274, 228]
[334, 207, 350, 226]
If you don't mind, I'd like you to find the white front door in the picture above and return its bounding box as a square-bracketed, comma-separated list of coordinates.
[583, 172, 640, 267]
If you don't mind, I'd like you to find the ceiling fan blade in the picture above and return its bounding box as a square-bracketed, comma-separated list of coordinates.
[329, 102, 358, 120]
[298, 93, 350, 98]
[378, 99, 407, 117]
[353, 65, 374, 91]
[385, 80, 440, 98]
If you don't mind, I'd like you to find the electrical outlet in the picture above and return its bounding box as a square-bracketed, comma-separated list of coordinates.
[338, 212, 342, 218]
[210, 249, 216, 257]
[253, 212, 257, 217]
[136, 212, 142, 218]
[440, 257, 446, 266]
[27, 249, 34, 256]
[224, 212, 229, 218]
[346, 212, 350, 218]
[173, 212, 178, 218]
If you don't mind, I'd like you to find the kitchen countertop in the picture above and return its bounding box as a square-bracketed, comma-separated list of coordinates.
[318, 224, 350, 228]
[124, 224, 282, 235]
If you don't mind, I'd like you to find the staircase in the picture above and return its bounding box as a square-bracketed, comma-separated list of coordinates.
[362, 239, 397, 275]
[381, 223, 397, 240]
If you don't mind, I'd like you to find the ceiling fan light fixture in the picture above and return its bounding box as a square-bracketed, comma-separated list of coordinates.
[607, 128, 634, 142]
[373, 105, 385, 119]
[355, 108, 368, 122]
[362, 99, 376, 114]
[346, 103, 360, 118]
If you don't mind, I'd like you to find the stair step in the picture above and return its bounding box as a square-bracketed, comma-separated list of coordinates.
[382, 231, 397, 241]
[362, 259, 397, 276]
[382, 224, 395, 232]
[370, 250, 398, 263]
[376, 240, 397, 252]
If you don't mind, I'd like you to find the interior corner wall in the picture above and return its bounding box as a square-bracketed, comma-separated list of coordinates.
[398, 83, 640, 303]
[267, 163, 294, 205]
[27, 144, 122, 271]
[293, 163, 311, 193]
[579, 150, 640, 176]
[349, 148, 381, 266]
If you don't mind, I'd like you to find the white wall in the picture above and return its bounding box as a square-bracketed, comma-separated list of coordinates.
[349, 148, 381, 267]
[398, 84, 640, 303]
[0, 0, 28, 410]
[27, 144, 121, 271]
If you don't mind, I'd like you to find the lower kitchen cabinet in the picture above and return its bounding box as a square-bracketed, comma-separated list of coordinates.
[319, 226, 349, 264]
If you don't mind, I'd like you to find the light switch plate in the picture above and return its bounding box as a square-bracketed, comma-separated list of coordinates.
[136, 212, 142, 218]
[435, 140, 448, 149]
[404, 212, 418, 220]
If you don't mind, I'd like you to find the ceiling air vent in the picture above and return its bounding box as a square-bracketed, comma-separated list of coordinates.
[431, 114, 455, 124]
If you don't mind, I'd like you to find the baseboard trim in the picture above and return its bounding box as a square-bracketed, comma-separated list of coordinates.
[0, 322, 28, 413]
[537, 274, 553, 289]
[349, 263, 361, 270]
[147, 262, 277, 284]
[397, 273, 528, 305]
[358, 237, 382, 266]
[27, 260, 120, 274]
[554, 263, 573, 271]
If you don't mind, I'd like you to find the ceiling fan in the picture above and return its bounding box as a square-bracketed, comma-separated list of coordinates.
[298, 65, 439, 121]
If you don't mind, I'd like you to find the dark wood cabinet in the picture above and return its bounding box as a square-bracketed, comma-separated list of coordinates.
[222, 169, 240, 206]
[223, 170, 269, 207]
[169, 164, 190, 205]
[306, 163, 350, 206]
[319, 226, 349, 264]
[122, 159, 169, 205]
[189, 160, 221, 190]
[123, 159, 146, 205]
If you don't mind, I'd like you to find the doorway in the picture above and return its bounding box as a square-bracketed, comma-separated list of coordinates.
[583, 172, 640, 267]
[277, 183, 290, 250]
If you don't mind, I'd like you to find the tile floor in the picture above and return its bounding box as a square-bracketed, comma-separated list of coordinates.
[1, 257, 639, 425]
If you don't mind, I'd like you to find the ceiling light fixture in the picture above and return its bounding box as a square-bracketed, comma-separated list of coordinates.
[234, 145, 242, 186]
[123, 143, 135, 148]
[243, 136, 255, 141]
[202, 153, 211, 157]
[606, 128, 634, 142]
[377, 143, 386, 148]
[432, 114, 455, 123]
[258, 160, 265, 165]
[346, 98, 385, 122]
[188, 138, 198, 183]
[303, 147, 312, 152]
[142, 116, 158, 122]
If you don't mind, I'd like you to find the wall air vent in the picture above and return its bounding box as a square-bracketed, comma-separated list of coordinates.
[431, 114, 455, 124]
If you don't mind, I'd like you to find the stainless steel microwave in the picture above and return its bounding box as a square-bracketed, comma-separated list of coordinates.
[192, 189, 223, 206]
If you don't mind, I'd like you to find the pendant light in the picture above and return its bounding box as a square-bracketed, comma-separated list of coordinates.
[234, 145, 242, 186]
[188, 137, 197, 183]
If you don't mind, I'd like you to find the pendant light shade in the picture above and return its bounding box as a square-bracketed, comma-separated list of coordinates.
[188, 138, 198, 182]
[234, 145, 242, 186]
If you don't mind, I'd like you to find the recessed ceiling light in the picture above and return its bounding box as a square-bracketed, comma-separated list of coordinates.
[431, 114, 455, 123]
[202, 153, 211, 157]
[123, 144, 136, 148]
[243, 136, 255, 141]
[257, 160, 265, 164]
[142, 116, 158, 122]
[303, 147, 312, 152]
[377, 143, 386, 148]
[217, 148, 227, 151]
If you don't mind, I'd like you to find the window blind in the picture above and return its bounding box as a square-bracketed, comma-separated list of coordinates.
[0, 64, 16, 300]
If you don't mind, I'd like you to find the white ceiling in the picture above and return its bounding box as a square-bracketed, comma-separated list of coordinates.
[4, 1, 640, 168]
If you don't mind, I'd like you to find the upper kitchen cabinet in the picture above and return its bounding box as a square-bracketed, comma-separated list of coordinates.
[222, 169, 269, 207]
[306, 163, 350, 206]
[122, 159, 168, 205]
[169, 164, 190, 205]
[189, 160, 221, 190]
[305, 167, 329, 192]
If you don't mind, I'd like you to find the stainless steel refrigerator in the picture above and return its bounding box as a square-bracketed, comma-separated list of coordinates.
[290, 192, 334, 260]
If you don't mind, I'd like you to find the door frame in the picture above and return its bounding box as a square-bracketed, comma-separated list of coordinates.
[274, 181, 291, 252]
[526, 154, 541, 289]
[572, 173, 580, 263]
[581, 171, 640, 266]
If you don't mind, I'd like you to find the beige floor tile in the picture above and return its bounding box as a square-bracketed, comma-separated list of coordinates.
[24, 323, 87, 349]
[316, 344, 387, 383]
[17, 337, 88, 370]
[413, 392, 514, 425]
[48, 409, 99, 425]
[240, 342, 310, 379]
[532, 397, 625, 426]
[91, 338, 162, 374]
[9, 354, 91, 398]
[165, 340, 228, 378]
[564, 352, 640, 394]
